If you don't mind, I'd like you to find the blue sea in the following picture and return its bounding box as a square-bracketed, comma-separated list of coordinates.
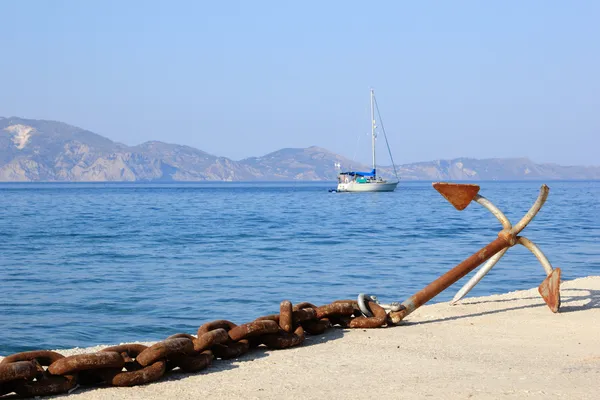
[1, 181, 599, 355]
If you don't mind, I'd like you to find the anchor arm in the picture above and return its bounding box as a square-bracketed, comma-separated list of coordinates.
[517, 236, 553, 275]
[474, 194, 512, 230]
[511, 184, 549, 236]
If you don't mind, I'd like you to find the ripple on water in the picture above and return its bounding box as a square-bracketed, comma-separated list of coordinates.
[0, 181, 599, 354]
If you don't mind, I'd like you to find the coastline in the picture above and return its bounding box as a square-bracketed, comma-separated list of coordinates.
[2, 276, 599, 399]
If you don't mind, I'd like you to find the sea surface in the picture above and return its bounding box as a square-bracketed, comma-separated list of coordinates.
[1, 181, 599, 355]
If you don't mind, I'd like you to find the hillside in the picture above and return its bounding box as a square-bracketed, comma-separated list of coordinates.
[1, 117, 598, 181]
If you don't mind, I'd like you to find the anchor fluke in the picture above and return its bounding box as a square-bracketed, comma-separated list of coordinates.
[433, 182, 481, 211]
[538, 268, 561, 313]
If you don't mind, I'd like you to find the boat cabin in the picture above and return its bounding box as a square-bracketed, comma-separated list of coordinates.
[337, 169, 381, 184]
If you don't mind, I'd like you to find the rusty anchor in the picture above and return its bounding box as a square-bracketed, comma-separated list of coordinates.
[388, 182, 561, 325]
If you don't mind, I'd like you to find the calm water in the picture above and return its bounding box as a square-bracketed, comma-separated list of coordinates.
[1, 181, 599, 355]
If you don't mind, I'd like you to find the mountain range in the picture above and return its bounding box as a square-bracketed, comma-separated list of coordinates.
[1, 116, 598, 182]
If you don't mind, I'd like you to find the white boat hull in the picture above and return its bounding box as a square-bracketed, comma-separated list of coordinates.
[336, 181, 398, 192]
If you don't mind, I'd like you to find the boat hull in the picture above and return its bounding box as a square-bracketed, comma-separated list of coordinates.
[336, 181, 398, 192]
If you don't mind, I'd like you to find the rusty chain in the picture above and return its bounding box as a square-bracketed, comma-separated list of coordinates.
[0, 182, 563, 398]
[0, 299, 392, 398]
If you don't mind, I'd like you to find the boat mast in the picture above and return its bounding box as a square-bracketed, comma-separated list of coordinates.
[371, 88, 376, 177]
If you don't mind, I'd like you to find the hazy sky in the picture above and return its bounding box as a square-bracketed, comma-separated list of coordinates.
[1, 1, 598, 165]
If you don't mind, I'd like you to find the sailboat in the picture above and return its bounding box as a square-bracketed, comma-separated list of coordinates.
[335, 89, 399, 192]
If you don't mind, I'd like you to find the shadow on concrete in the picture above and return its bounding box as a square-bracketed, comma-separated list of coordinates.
[403, 286, 599, 326]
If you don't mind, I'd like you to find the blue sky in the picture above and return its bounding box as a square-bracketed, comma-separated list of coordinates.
[1, 1, 598, 165]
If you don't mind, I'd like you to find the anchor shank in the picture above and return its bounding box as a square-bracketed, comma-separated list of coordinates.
[451, 247, 508, 305]
[390, 236, 511, 324]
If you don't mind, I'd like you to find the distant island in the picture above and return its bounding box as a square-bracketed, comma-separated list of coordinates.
[1, 116, 599, 182]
